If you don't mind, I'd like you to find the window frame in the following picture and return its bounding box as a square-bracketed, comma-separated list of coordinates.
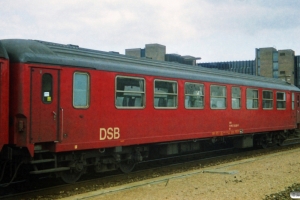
[73, 72, 90, 109]
[210, 85, 227, 109]
[115, 75, 146, 109]
[262, 90, 273, 110]
[154, 79, 178, 109]
[276, 91, 286, 110]
[184, 82, 204, 109]
[231, 87, 241, 110]
[246, 88, 259, 109]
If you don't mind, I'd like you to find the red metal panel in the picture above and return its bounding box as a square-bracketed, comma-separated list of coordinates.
[30, 68, 59, 143]
[46, 68, 297, 153]
[0, 60, 9, 151]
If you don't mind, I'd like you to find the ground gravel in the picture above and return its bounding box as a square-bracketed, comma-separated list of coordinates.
[67, 147, 300, 200]
[264, 183, 300, 200]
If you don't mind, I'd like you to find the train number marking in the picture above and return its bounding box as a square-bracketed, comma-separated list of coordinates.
[100, 127, 120, 140]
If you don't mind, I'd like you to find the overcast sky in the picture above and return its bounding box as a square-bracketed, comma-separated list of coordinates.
[1, 0, 300, 62]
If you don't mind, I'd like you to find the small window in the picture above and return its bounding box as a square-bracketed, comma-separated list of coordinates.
[232, 87, 241, 109]
[42, 73, 53, 103]
[262, 91, 273, 109]
[73, 72, 90, 108]
[292, 93, 295, 110]
[210, 85, 226, 109]
[276, 92, 286, 109]
[247, 89, 258, 109]
[115, 76, 145, 108]
[185, 83, 204, 109]
[154, 80, 177, 108]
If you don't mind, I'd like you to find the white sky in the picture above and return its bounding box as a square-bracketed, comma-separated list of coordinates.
[1, 0, 300, 62]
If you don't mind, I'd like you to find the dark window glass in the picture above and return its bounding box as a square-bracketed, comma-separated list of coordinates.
[262, 91, 273, 109]
[292, 93, 295, 110]
[42, 73, 53, 103]
[154, 80, 177, 108]
[115, 76, 145, 108]
[232, 87, 241, 109]
[246, 89, 258, 109]
[210, 85, 226, 109]
[276, 92, 286, 109]
[185, 83, 204, 109]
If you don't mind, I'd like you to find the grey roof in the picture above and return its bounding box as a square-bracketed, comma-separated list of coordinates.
[0, 39, 299, 92]
[0, 41, 9, 59]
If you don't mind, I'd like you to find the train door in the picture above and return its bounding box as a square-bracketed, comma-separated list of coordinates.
[297, 93, 300, 124]
[30, 68, 59, 143]
[0, 60, 9, 151]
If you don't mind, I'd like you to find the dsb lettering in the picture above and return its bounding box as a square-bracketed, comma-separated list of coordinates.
[100, 127, 120, 140]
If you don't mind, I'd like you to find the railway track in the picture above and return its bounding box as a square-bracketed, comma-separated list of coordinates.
[2, 139, 300, 200]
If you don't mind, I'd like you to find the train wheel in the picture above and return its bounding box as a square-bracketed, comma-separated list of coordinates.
[61, 170, 83, 184]
[119, 160, 136, 173]
[61, 161, 84, 183]
[260, 136, 268, 149]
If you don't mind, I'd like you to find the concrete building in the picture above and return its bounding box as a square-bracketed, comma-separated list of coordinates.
[295, 56, 300, 87]
[125, 43, 300, 88]
[199, 61, 255, 75]
[125, 44, 199, 65]
[256, 48, 295, 84]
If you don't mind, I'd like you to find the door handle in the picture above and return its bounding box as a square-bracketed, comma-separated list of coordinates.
[53, 111, 57, 120]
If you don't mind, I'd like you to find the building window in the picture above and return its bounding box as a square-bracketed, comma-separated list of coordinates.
[276, 92, 286, 109]
[232, 87, 241, 109]
[73, 72, 90, 108]
[154, 80, 177, 108]
[262, 91, 273, 109]
[246, 89, 258, 109]
[115, 76, 145, 108]
[185, 82, 204, 109]
[42, 73, 53, 104]
[292, 93, 295, 110]
[210, 85, 226, 109]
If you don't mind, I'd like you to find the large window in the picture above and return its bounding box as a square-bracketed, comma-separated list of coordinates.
[185, 83, 204, 109]
[246, 89, 258, 109]
[262, 90, 273, 109]
[73, 72, 90, 108]
[232, 87, 241, 109]
[210, 85, 226, 109]
[276, 92, 286, 109]
[154, 80, 177, 108]
[115, 76, 145, 108]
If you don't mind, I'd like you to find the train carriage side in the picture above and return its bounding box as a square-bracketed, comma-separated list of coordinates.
[0, 41, 9, 152]
[2, 39, 300, 183]
[3, 39, 300, 154]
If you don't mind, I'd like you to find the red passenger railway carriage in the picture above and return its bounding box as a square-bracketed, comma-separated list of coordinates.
[0, 39, 300, 183]
[0, 43, 9, 152]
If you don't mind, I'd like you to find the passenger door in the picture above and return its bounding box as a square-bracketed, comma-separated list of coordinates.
[297, 93, 300, 124]
[30, 68, 59, 143]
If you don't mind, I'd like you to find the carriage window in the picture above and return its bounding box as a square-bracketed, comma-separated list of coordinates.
[73, 72, 90, 108]
[292, 93, 295, 110]
[185, 83, 204, 109]
[232, 87, 241, 109]
[42, 73, 53, 103]
[154, 80, 177, 108]
[276, 92, 286, 109]
[115, 76, 145, 108]
[246, 89, 258, 109]
[210, 85, 226, 109]
[262, 91, 273, 109]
